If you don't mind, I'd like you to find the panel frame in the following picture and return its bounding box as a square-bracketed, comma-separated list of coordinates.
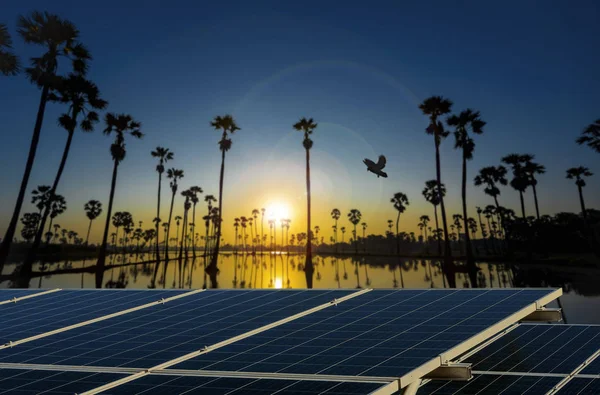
[0, 288, 61, 305]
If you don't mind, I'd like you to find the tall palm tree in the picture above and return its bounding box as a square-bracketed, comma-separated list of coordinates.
[391, 192, 409, 255]
[294, 117, 318, 271]
[347, 209, 362, 255]
[361, 222, 367, 253]
[0, 23, 20, 76]
[476, 206, 489, 253]
[419, 96, 453, 271]
[164, 168, 184, 261]
[31, 185, 52, 233]
[25, 74, 107, 268]
[474, 166, 508, 209]
[502, 154, 530, 219]
[577, 120, 600, 153]
[522, 155, 545, 220]
[340, 227, 346, 245]
[96, 113, 142, 284]
[252, 209, 259, 252]
[422, 180, 445, 256]
[448, 108, 485, 272]
[20, 213, 40, 243]
[84, 200, 102, 245]
[45, 195, 66, 246]
[209, 115, 240, 271]
[0, 12, 90, 267]
[260, 208, 266, 255]
[566, 167, 593, 220]
[151, 147, 173, 265]
[203, 195, 217, 257]
[419, 215, 430, 244]
[331, 208, 341, 252]
[174, 215, 182, 250]
[189, 186, 203, 257]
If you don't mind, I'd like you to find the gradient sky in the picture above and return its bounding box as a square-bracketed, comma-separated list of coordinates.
[1, 0, 599, 244]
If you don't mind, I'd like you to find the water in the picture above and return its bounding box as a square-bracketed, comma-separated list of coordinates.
[2, 253, 599, 324]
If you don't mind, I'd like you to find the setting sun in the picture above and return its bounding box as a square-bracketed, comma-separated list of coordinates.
[266, 202, 291, 223]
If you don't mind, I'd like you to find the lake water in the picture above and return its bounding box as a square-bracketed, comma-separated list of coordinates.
[2, 253, 599, 324]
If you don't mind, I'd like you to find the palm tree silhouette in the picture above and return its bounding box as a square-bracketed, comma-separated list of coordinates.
[53, 223, 60, 243]
[209, 114, 240, 271]
[0, 24, 20, 76]
[294, 117, 318, 271]
[84, 200, 102, 245]
[189, 186, 203, 257]
[502, 154, 530, 219]
[422, 180, 445, 256]
[361, 222, 367, 253]
[20, 213, 40, 243]
[566, 167, 593, 220]
[419, 215, 430, 246]
[391, 192, 409, 256]
[260, 208, 266, 255]
[474, 166, 508, 209]
[151, 147, 173, 265]
[340, 226, 346, 248]
[347, 209, 362, 255]
[577, 119, 600, 153]
[448, 108, 485, 273]
[0, 12, 90, 268]
[174, 215, 182, 250]
[96, 113, 143, 284]
[419, 96, 453, 273]
[252, 209, 259, 252]
[331, 208, 341, 252]
[31, 185, 52, 234]
[45, 194, 66, 246]
[476, 206, 489, 253]
[25, 73, 107, 268]
[203, 194, 216, 258]
[522, 155, 545, 220]
[164, 168, 184, 261]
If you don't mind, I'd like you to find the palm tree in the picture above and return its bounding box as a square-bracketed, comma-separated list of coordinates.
[202, 194, 216, 258]
[53, 223, 60, 242]
[340, 226, 346, 246]
[0, 12, 90, 268]
[420, 215, 430, 245]
[84, 200, 102, 245]
[151, 147, 173, 264]
[476, 206, 489, 253]
[31, 185, 52, 234]
[361, 222, 367, 253]
[502, 154, 530, 219]
[391, 192, 409, 255]
[577, 120, 600, 153]
[347, 209, 362, 255]
[422, 180, 446, 256]
[260, 208, 266, 255]
[209, 115, 240, 271]
[522, 155, 545, 220]
[0, 23, 20, 76]
[419, 96, 453, 271]
[294, 117, 318, 271]
[96, 113, 143, 283]
[164, 168, 184, 261]
[189, 186, 203, 257]
[252, 209, 259, 252]
[331, 208, 341, 252]
[448, 108, 485, 272]
[20, 213, 40, 243]
[174, 215, 182, 249]
[566, 167, 593, 220]
[45, 195, 66, 246]
[474, 166, 508, 209]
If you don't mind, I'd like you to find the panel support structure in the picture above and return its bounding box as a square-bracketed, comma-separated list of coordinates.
[403, 379, 421, 395]
[522, 308, 563, 323]
[423, 363, 472, 381]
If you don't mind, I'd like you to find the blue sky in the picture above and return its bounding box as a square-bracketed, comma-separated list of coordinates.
[1, 0, 599, 242]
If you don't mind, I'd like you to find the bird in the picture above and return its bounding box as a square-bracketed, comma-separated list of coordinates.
[363, 155, 388, 178]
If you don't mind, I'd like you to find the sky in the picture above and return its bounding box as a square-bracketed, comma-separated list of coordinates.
[1, 0, 599, 245]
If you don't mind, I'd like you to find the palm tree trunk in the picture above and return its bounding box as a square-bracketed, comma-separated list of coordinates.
[192, 203, 197, 258]
[477, 212, 489, 254]
[96, 159, 119, 288]
[0, 84, 50, 270]
[209, 149, 226, 272]
[45, 217, 54, 246]
[305, 148, 313, 274]
[85, 219, 93, 246]
[395, 211, 401, 255]
[260, 215, 264, 256]
[532, 182, 540, 220]
[433, 205, 441, 256]
[435, 140, 455, 287]
[578, 184, 587, 219]
[156, 172, 162, 266]
[164, 191, 176, 262]
[519, 191, 526, 219]
[461, 152, 477, 287]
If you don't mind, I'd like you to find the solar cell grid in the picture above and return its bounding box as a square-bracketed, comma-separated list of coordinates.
[419, 374, 561, 394]
[0, 290, 353, 369]
[465, 324, 600, 374]
[173, 289, 555, 379]
[580, 352, 600, 375]
[0, 289, 48, 303]
[100, 374, 390, 395]
[0, 290, 190, 344]
[557, 377, 600, 394]
[0, 368, 126, 394]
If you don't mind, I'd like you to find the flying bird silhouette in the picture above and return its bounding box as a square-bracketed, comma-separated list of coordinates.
[363, 155, 388, 178]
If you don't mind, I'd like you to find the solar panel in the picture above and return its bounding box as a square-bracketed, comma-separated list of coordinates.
[580, 353, 600, 375]
[0, 368, 127, 394]
[556, 377, 600, 394]
[0, 289, 53, 304]
[171, 289, 557, 380]
[464, 324, 600, 374]
[0, 290, 353, 368]
[95, 374, 393, 395]
[0, 290, 191, 344]
[418, 373, 561, 394]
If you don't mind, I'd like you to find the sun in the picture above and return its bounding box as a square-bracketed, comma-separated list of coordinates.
[267, 202, 291, 223]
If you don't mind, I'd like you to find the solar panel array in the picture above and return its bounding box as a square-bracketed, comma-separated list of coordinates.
[0, 288, 569, 394]
[419, 324, 600, 394]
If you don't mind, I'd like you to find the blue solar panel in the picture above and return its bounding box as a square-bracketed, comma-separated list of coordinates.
[172, 289, 555, 378]
[0, 290, 353, 368]
[465, 324, 600, 374]
[557, 377, 600, 394]
[100, 374, 389, 395]
[0, 368, 126, 394]
[0, 289, 48, 303]
[580, 353, 600, 375]
[419, 374, 561, 394]
[0, 290, 190, 344]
